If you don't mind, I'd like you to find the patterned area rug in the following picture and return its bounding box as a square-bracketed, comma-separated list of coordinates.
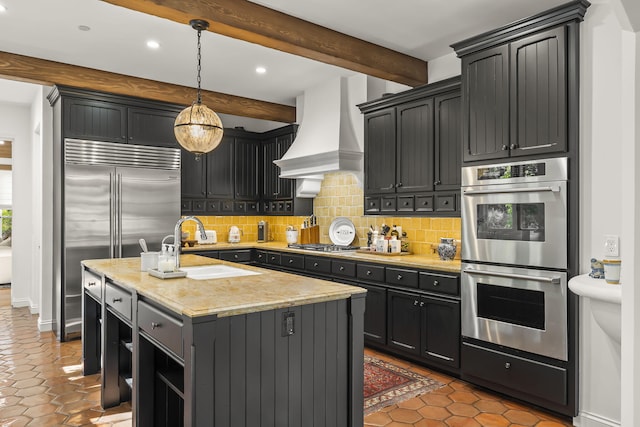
[364, 355, 444, 415]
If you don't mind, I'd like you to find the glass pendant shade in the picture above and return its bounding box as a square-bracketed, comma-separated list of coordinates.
[174, 103, 224, 158]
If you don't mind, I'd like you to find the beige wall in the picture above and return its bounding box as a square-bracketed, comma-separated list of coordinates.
[183, 172, 461, 255]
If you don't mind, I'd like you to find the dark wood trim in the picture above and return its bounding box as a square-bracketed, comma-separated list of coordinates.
[451, 0, 590, 56]
[0, 50, 295, 123]
[103, 0, 428, 87]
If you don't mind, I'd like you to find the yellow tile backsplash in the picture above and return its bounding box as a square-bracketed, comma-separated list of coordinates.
[182, 172, 461, 255]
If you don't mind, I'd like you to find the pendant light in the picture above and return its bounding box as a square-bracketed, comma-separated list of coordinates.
[174, 19, 224, 160]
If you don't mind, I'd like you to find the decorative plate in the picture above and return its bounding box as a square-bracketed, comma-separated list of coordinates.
[329, 217, 356, 246]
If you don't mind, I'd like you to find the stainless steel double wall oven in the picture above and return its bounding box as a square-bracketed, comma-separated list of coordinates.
[461, 157, 569, 361]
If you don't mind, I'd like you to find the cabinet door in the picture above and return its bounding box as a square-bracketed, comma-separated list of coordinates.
[181, 150, 206, 199]
[361, 283, 387, 345]
[234, 138, 259, 200]
[364, 108, 396, 194]
[396, 99, 434, 193]
[275, 134, 294, 199]
[262, 138, 279, 199]
[435, 92, 462, 191]
[421, 296, 460, 368]
[387, 290, 422, 356]
[206, 134, 234, 198]
[510, 26, 567, 157]
[462, 45, 510, 162]
[63, 98, 127, 143]
[127, 107, 180, 147]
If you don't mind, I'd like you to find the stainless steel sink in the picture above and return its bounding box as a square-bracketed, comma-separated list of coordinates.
[180, 265, 261, 280]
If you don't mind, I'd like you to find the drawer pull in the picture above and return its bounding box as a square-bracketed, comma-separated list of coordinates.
[289, 259, 294, 264]
[397, 274, 403, 280]
[505, 362, 511, 369]
[234, 254, 239, 259]
[366, 270, 372, 276]
[112, 297, 122, 303]
[313, 262, 319, 267]
[339, 266, 345, 271]
[151, 322, 161, 330]
[414, 300, 419, 306]
[427, 351, 454, 362]
[271, 256, 276, 261]
[420, 301, 425, 307]
[88, 281, 97, 286]
[433, 280, 439, 286]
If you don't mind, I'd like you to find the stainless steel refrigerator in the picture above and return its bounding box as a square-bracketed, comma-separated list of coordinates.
[54, 139, 181, 341]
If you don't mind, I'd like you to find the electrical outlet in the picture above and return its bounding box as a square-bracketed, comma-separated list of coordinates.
[604, 235, 619, 257]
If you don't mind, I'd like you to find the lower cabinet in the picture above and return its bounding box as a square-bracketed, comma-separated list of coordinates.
[360, 283, 387, 346]
[387, 289, 460, 370]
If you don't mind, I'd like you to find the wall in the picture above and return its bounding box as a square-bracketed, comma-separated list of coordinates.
[185, 172, 461, 255]
[0, 103, 31, 308]
[578, 0, 639, 425]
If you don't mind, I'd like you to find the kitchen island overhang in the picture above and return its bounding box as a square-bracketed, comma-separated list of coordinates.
[82, 255, 367, 427]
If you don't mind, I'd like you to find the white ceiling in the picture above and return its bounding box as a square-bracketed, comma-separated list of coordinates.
[0, 0, 569, 130]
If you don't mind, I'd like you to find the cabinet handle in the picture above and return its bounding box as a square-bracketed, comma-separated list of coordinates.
[384, 184, 394, 190]
[385, 202, 392, 207]
[207, 192, 212, 196]
[397, 182, 403, 188]
[366, 270, 372, 276]
[88, 281, 96, 287]
[433, 280, 439, 287]
[289, 259, 294, 264]
[502, 144, 509, 150]
[397, 274, 403, 280]
[313, 262, 319, 267]
[505, 362, 511, 369]
[258, 254, 263, 259]
[112, 297, 122, 303]
[339, 266, 345, 271]
[234, 254, 239, 259]
[403, 202, 409, 206]
[129, 136, 133, 140]
[434, 180, 441, 185]
[413, 300, 419, 306]
[443, 200, 449, 205]
[510, 143, 518, 150]
[151, 322, 161, 330]
[420, 301, 425, 307]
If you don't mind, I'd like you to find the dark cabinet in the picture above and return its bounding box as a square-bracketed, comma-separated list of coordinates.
[359, 77, 461, 216]
[181, 151, 207, 199]
[360, 283, 387, 346]
[63, 98, 127, 143]
[262, 133, 294, 201]
[387, 289, 460, 368]
[234, 138, 259, 200]
[127, 107, 180, 147]
[456, 24, 572, 162]
[206, 135, 234, 198]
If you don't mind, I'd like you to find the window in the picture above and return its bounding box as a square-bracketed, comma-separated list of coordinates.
[1, 209, 11, 241]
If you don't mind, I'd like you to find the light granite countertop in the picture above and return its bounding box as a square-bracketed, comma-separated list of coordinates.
[82, 255, 366, 319]
[184, 241, 462, 273]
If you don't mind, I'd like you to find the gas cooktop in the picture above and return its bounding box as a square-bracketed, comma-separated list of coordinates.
[287, 243, 360, 252]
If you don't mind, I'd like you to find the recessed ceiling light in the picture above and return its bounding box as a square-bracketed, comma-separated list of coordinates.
[256, 66, 267, 74]
[146, 40, 160, 49]
[0, 5, 6, 13]
[78, 25, 91, 31]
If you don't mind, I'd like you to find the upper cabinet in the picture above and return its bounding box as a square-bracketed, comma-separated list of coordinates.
[452, 0, 589, 163]
[359, 77, 461, 216]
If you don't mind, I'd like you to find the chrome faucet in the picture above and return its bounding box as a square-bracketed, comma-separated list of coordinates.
[174, 216, 207, 269]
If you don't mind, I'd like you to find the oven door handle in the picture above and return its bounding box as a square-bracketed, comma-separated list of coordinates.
[463, 185, 560, 196]
[463, 267, 561, 284]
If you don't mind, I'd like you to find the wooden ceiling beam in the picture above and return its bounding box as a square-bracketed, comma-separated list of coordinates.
[102, 0, 429, 87]
[0, 51, 295, 123]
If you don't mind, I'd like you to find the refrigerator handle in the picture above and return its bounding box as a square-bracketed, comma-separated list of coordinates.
[109, 172, 115, 258]
[117, 173, 123, 258]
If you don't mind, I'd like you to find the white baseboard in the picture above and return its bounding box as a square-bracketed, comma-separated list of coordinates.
[30, 303, 39, 314]
[38, 317, 54, 332]
[574, 411, 621, 427]
[11, 297, 30, 308]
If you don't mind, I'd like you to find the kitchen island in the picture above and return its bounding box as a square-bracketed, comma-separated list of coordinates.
[81, 255, 366, 427]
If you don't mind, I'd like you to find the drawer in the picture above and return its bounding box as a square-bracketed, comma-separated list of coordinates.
[397, 196, 414, 212]
[305, 256, 332, 275]
[281, 253, 304, 270]
[331, 260, 356, 278]
[247, 202, 259, 214]
[415, 195, 434, 212]
[365, 197, 380, 213]
[234, 201, 247, 213]
[357, 263, 385, 283]
[266, 251, 282, 265]
[255, 250, 268, 264]
[381, 196, 396, 212]
[206, 200, 219, 213]
[221, 200, 234, 212]
[419, 272, 459, 296]
[219, 250, 252, 263]
[192, 199, 206, 212]
[386, 267, 418, 288]
[83, 269, 102, 302]
[462, 342, 567, 405]
[105, 282, 132, 321]
[138, 300, 183, 357]
[435, 194, 456, 212]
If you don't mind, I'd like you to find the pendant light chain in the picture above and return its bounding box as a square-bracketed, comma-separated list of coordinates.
[196, 27, 203, 105]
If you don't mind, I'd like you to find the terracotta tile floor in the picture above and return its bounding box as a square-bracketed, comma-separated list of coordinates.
[0, 288, 572, 426]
